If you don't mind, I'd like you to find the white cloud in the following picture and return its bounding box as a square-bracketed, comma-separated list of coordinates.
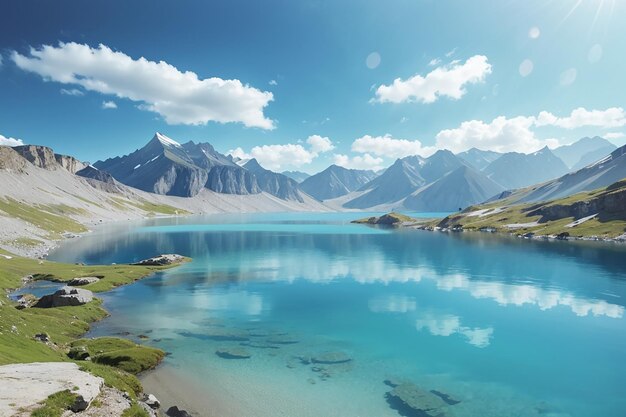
[435, 115, 558, 154]
[536, 107, 626, 129]
[605, 132, 625, 140]
[428, 58, 441, 66]
[0, 55, 3, 67]
[229, 135, 334, 171]
[60, 88, 84, 96]
[373, 55, 491, 104]
[0, 134, 24, 147]
[415, 314, 494, 348]
[306, 135, 334, 153]
[519, 59, 533, 77]
[445, 47, 457, 58]
[559, 68, 577, 86]
[101, 100, 117, 109]
[333, 153, 384, 171]
[12, 42, 274, 129]
[528, 26, 541, 39]
[269, 79, 278, 86]
[351, 134, 436, 159]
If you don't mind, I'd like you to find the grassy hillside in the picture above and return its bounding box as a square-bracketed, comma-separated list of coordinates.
[435, 178, 626, 239]
[0, 250, 187, 401]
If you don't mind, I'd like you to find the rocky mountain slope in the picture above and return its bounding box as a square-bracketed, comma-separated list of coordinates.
[95, 133, 307, 201]
[435, 177, 626, 239]
[0, 143, 328, 257]
[483, 146, 569, 189]
[552, 136, 616, 170]
[300, 165, 377, 201]
[281, 170, 310, 183]
[457, 148, 502, 170]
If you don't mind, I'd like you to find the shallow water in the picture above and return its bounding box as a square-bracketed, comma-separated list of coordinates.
[50, 212, 626, 417]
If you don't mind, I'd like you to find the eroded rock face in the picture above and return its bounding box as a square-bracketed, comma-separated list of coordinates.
[0, 362, 103, 415]
[34, 286, 94, 308]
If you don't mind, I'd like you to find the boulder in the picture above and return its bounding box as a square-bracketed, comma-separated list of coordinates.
[166, 406, 193, 417]
[33, 333, 49, 343]
[68, 346, 90, 361]
[34, 286, 93, 308]
[143, 393, 161, 409]
[215, 347, 251, 359]
[132, 254, 184, 266]
[67, 276, 100, 286]
[15, 293, 38, 310]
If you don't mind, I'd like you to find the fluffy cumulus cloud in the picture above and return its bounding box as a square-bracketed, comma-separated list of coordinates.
[435, 116, 557, 154]
[605, 132, 625, 140]
[435, 107, 626, 154]
[11, 42, 274, 129]
[333, 153, 385, 171]
[373, 55, 492, 104]
[228, 135, 334, 171]
[351, 134, 436, 159]
[536, 107, 626, 129]
[306, 134, 334, 153]
[0, 133, 24, 147]
[415, 314, 494, 348]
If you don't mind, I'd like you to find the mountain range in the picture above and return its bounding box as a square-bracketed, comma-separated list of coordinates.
[300, 165, 377, 201]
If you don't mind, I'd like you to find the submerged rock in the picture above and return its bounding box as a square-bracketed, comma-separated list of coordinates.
[430, 389, 461, 406]
[34, 286, 94, 308]
[67, 276, 100, 286]
[266, 336, 299, 345]
[311, 351, 352, 364]
[240, 341, 280, 349]
[386, 382, 455, 417]
[216, 347, 251, 359]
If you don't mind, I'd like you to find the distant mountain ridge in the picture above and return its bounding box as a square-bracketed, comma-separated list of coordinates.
[552, 136, 616, 170]
[300, 165, 377, 200]
[483, 146, 569, 189]
[95, 133, 306, 201]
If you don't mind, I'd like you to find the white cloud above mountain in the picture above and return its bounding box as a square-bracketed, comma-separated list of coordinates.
[0, 134, 24, 147]
[101, 100, 117, 109]
[351, 134, 436, 159]
[228, 135, 334, 171]
[435, 115, 558, 154]
[333, 153, 384, 171]
[11, 42, 274, 129]
[373, 55, 492, 104]
[536, 107, 626, 129]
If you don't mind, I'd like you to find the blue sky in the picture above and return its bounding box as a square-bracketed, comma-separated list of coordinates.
[1, 0, 625, 173]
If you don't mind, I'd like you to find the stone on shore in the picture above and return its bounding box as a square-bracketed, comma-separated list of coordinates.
[67, 276, 100, 286]
[0, 362, 103, 415]
[132, 254, 184, 266]
[34, 286, 94, 308]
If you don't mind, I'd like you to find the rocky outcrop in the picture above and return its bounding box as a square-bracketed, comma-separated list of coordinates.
[34, 286, 94, 308]
[0, 146, 28, 172]
[55, 154, 87, 174]
[0, 362, 103, 415]
[166, 406, 193, 417]
[131, 254, 184, 266]
[526, 184, 626, 222]
[67, 276, 100, 286]
[12, 145, 59, 170]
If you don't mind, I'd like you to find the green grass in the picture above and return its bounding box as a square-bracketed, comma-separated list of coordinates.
[71, 337, 165, 374]
[435, 179, 626, 238]
[0, 251, 187, 398]
[78, 362, 143, 398]
[110, 196, 189, 216]
[0, 198, 87, 239]
[122, 402, 151, 417]
[30, 390, 78, 417]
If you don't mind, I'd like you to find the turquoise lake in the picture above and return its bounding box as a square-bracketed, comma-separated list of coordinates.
[49, 212, 626, 417]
